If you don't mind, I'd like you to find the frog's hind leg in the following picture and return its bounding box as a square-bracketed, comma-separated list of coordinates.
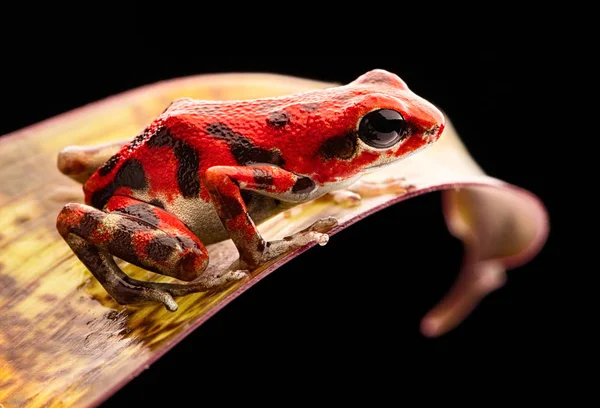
[56, 197, 247, 311]
[60, 232, 180, 310]
[57, 139, 128, 184]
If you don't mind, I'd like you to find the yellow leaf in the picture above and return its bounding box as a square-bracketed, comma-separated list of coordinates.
[0, 73, 548, 407]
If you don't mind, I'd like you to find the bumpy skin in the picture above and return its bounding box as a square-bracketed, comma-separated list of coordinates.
[57, 69, 445, 311]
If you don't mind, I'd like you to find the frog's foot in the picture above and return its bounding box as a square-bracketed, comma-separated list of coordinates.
[348, 176, 416, 197]
[325, 177, 415, 208]
[326, 190, 363, 207]
[63, 233, 181, 311]
[257, 217, 338, 265]
[134, 269, 250, 297]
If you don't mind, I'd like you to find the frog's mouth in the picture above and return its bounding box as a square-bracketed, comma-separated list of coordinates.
[422, 125, 442, 143]
[363, 160, 396, 173]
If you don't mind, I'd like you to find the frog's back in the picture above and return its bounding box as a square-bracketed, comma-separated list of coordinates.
[83, 98, 284, 210]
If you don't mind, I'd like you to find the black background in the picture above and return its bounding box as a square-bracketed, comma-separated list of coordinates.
[2, 49, 567, 402]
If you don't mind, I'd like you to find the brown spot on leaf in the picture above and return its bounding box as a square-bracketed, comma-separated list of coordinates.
[14, 214, 31, 224]
[0, 378, 15, 388]
[0, 272, 18, 297]
[40, 293, 59, 303]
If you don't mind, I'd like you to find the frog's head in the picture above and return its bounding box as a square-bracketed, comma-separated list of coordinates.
[294, 69, 445, 184]
[346, 69, 444, 171]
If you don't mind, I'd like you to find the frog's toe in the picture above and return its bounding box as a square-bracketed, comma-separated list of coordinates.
[259, 217, 338, 263]
[222, 269, 250, 283]
[200, 269, 250, 289]
[162, 295, 179, 312]
[283, 216, 338, 246]
[327, 190, 363, 207]
[306, 216, 338, 233]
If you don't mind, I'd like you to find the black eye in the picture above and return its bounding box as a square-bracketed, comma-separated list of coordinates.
[358, 109, 407, 149]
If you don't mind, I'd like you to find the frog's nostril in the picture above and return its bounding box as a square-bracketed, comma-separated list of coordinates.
[436, 123, 445, 138]
[422, 124, 442, 143]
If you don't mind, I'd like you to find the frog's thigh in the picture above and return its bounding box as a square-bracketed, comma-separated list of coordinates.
[104, 196, 211, 281]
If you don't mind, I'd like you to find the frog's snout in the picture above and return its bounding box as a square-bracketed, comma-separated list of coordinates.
[422, 123, 444, 144]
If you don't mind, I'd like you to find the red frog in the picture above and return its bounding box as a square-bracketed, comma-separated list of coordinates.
[56, 69, 445, 311]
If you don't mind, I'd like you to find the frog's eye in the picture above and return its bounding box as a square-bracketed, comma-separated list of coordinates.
[358, 109, 407, 149]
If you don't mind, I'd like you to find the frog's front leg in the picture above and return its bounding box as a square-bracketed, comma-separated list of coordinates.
[57, 196, 247, 311]
[203, 165, 338, 268]
[327, 176, 417, 207]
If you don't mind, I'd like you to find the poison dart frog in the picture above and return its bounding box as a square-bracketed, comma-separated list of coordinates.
[56, 69, 445, 311]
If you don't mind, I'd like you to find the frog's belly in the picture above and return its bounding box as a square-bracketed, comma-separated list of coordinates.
[167, 198, 229, 245]
[153, 193, 290, 245]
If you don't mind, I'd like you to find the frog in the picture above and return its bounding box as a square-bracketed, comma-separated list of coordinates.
[56, 69, 445, 311]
